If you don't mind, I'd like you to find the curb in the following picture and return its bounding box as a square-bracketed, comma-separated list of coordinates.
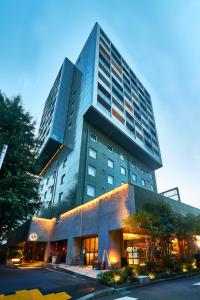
[44, 264, 200, 299]
[76, 271, 200, 299]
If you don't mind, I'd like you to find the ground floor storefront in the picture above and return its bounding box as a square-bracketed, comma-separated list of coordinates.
[7, 184, 200, 269]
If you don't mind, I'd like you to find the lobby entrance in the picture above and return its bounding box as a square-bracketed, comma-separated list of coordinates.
[82, 236, 98, 265]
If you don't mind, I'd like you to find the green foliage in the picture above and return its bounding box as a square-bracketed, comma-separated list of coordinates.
[97, 267, 135, 286]
[123, 210, 158, 235]
[146, 259, 157, 273]
[0, 92, 42, 241]
[120, 266, 134, 278]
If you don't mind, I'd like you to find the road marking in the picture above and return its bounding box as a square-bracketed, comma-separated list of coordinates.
[114, 297, 138, 300]
[193, 282, 200, 285]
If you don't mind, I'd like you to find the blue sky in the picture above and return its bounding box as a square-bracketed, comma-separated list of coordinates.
[1, 0, 200, 208]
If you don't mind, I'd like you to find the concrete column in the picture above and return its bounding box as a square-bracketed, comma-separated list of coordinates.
[98, 230, 110, 269]
[66, 237, 81, 265]
[44, 242, 50, 263]
[109, 230, 123, 268]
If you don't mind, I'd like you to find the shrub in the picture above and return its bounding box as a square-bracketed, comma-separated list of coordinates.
[97, 268, 134, 286]
[163, 256, 176, 272]
[121, 266, 134, 278]
[97, 270, 115, 285]
[146, 259, 157, 273]
[194, 251, 200, 268]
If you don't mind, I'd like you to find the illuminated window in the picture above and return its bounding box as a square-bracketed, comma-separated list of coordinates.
[151, 184, 154, 191]
[87, 185, 95, 197]
[108, 158, 114, 168]
[89, 148, 97, 159]
[112, 108, 125, 124]
[88, 165, 96, 177]
[141, 179, 146, 186]
[108, 175, 114, 185]
[121, 166, 126, 175]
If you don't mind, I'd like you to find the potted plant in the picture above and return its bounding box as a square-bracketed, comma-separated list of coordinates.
[52, 251, 60, 264]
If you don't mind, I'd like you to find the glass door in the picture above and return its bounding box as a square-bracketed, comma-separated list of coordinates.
[83, 237, 98, 265]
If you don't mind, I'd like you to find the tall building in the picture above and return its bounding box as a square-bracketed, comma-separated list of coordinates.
[38, 23, 162, 216]
[8, 23, 200, 268]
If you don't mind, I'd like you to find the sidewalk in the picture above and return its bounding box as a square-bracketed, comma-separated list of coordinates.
[55, 264, 105, 279]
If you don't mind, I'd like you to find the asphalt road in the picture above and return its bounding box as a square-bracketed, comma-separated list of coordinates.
[0, 265, 104, 299]
[99, 274, 200, 300]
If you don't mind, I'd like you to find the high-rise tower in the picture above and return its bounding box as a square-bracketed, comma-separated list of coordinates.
[38, 23, 162, 217]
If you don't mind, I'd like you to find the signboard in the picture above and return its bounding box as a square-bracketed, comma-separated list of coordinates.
[29, 233, 38, 241]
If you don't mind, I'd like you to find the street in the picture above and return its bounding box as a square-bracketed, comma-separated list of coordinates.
[99, 274, 200, 300]
[0, 266, 104, 299]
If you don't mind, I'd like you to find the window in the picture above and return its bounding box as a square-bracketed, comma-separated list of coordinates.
[58, 192, 63, 202]
[108, 175, 114, 185]
[88, 165, 96, 177]
[150, 184, 154, 191]
[132, 174, 137, 182]
[121, 166, 126, 175]
[141, 179, 146, 186]
[120, 153, 125, 161]
[108, 158, 114, 168]
[89, 148, 97, 159]
[90, 132, 97, 142]
[44, 191, 47, 199]
[50, 185, 54, 194]
[108, 144, 113, 152]
[46, 178, 49, 185]
[63, 158, 67, 168]
[61, 174, 65, 185]
[87, 185, 95, 197]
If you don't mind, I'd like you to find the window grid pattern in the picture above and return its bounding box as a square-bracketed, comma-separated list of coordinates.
[97, 30, 161, 159]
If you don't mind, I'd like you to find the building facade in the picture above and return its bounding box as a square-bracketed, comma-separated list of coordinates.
[8, 23, 200, 268]
[38, 23, 162, 217]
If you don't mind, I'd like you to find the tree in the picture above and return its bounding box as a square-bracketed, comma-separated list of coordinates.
[0, 91, 42, 241]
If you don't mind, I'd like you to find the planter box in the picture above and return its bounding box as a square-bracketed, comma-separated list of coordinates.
[52, 256, 57, 264]
[135, 275, 150, 285]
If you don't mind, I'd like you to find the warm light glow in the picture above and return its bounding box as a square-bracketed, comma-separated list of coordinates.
[60, 184, 129, 220]
[192, 261, 197, 269]
[123, 233, 149, 240]
[11, 258, 20, 263]
[110, 256, 118, 264]
[148, 273, 156, 280]
[114, 274, 121, 282]
[32, 216, 56, 222]
[182, 265, 187, 272]
[195, 235, 200, 248]
[39, 144, 64, 176]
